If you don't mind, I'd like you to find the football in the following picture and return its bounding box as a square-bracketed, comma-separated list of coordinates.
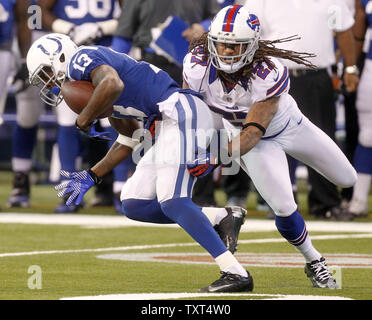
[61, 81, 113, 118]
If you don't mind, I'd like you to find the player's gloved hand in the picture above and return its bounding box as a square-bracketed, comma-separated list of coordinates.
[71, 23, 102, 46]
[12, 62, 29, 93]
[75, 119, 112, 141]
[55, 169, 102, 205]
[187, 150, 220, 178]
[144, 114, 162, 138]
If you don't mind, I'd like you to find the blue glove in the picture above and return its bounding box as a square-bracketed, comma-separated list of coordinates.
[54, 170, 102, 205]
[187, 150, 220, 178]
[75, 120, 112, 141]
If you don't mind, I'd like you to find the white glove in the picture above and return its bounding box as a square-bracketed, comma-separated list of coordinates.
[70, 23, 102, 45]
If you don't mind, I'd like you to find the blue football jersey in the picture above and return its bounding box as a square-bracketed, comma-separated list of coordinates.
[361, 0, 372, 59]
[67, 46, 180, 119]
[0, 0, 16, 46]
[52, 0, 117, 45]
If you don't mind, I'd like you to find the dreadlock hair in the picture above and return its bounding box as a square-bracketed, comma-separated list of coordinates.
[189, 32, 317, 86]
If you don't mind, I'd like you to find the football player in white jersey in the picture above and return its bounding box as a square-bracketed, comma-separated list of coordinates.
[183, 5, 357, 289]
[346, 0, 372, 216]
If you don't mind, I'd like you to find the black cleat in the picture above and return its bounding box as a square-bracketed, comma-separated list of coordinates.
[214, 206, 246, 253]
[305, 257, 338, 289]
[7, 172, 30, 208]
[199, 270, 254, 293]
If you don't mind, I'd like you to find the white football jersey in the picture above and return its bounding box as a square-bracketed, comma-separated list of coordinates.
[183, 46, 300, 137]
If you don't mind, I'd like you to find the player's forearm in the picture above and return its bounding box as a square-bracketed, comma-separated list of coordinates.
[77, 77, 123, 130]
[228, 97, 278, 158]
[336, 28, 357, 67]
[228, 128, 262, 158]
[91, 142, 132, 178]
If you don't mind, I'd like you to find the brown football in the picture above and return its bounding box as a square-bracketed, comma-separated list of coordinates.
[61, 81, 113, 118]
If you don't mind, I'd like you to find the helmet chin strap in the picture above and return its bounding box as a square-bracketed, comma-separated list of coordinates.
[217, 59, 246, 74]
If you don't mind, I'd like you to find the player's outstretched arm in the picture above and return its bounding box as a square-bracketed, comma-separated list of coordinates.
[228, 96, 279, 158]
[75, 65, 124, 132]
[90, 118, 140, 178]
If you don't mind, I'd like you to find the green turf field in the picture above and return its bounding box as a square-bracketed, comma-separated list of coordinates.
[0, 171, 372, 301]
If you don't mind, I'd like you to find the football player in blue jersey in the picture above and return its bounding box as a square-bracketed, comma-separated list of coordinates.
[26, 33, 253, 293]
[1, 0, 31, 209]
[8, 0, 127, 212]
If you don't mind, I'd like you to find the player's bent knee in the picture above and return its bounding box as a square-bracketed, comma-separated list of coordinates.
[338, 166, 357, 188]
[121, 199, 141, 219]
[266, 198, 297, 218]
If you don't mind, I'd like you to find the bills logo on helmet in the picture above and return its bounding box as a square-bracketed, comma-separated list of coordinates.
[247, 14, 260, 31]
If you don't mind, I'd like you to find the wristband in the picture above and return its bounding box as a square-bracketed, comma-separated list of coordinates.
[88, 169, 102, 185]
[116, 134, 140, 149]
[242, 122, 266, 135]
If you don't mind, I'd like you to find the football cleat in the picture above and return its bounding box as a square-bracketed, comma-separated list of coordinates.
[7, 172, 30, 208]
[347, 198, 368, 217]
[54, 196, 84, 213]
[214, 206, 246, 253]
[305, 257, 339, 289]
[199, 270, 254, 293]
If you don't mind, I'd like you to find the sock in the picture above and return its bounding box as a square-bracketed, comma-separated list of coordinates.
[12, 125, 37, 161]
[122, 198, 174, 224]
[354, 144, 372, 174]
[161, 197, 227, 258]
[12, 158, 32, 173]
[275, 211, 322, 263]
[58, 125, 81, 174]
[215, 251, 247, 277]
[201, 207, 228, 226]
[352, 173, 371, 203]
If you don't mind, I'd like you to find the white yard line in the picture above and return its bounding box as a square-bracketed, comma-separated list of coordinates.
[61, 292, 352, 300]
[1, 213, 372, 232]
[0, 233, 371, 258]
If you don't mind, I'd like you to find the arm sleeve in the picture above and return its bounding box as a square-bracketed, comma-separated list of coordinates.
[111, 36, 132, 54]
[330, 0, 355, 32]
[114, 0, 141, 38]
[182, 51, 206, 91]
[251, 59, 290, 103]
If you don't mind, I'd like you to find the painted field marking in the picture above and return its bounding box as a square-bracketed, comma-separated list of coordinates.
[97, 252, 372, 268]
[1, 213, 372, 232]
[61, 292, 352, 300]
[0, 233, 371, 258]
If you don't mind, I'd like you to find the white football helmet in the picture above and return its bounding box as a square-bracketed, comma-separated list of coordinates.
[26, 33, 77, 107]
[208, 5, 260, 73]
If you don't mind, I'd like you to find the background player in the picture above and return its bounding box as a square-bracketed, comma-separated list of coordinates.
[26, 33, 252, 293]
[1, 0, 31, 209]
[346, 0, 372, 217]
[183, 5, 357, 289]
